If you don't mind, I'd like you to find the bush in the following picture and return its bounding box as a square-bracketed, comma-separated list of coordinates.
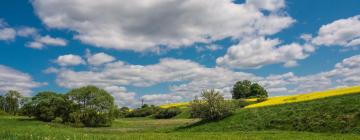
[126, 105, 160, 118]
[154, 107, 181, 119]
[113, 107, 130, 118]
[52, 117, 63, 123]
[190, 89, 236, 121]
[22, 92, 70, 122]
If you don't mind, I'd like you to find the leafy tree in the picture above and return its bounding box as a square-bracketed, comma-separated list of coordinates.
[126, 105, 160, 118]
[232, 80, 252, 99]
[250, 83, 268, 98]
[23, 91, 71, 122]
[232, 80, 268, 99]
[66, 86, 115, 127]
[3, 90, 22, 115]
[190, 89, 236, 121]
[0, 95, 4, 111]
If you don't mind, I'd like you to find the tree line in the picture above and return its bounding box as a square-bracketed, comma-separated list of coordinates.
[0, 80, 268, 126]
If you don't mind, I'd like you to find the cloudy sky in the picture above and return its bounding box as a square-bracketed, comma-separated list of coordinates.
[0, 0, 360, 107]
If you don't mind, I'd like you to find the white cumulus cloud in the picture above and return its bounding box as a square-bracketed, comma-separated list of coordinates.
[0, 65, 43, 96]
[216, 37, 313, 69]
[32, 0, 294, 52]
[55, 54, 85, 66]
[312, 15, 360, 47]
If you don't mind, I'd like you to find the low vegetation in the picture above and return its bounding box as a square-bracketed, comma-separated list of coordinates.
[189, 89, 236, 121]
[154, 107, 182, 119]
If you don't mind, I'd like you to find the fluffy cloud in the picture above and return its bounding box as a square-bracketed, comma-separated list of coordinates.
[0, 20, 16, 41]
[55, 54, 85, 66]
[0, 28, 16, 41]
[104, 86, 138, 107]
[16, 27, 38, 37]
[86, 52, 115, 66]
[312, 15, 360, 47]
[32, 0, 294, 52]
[27, 35, 67, 49]
[216, 37, 314, 69]
[0, 65, 43, 96]
[141, 94, 183, 105]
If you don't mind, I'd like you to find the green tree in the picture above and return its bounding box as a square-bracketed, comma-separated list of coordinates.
[0, 95, 5, 111]
[66, 86, 115, 127]
[232, 80, 252, 99]
[232, 80, 268, 99]
[24, 91, 71, 122]
[3, 90, 22, 115]
[250, 83, 268, 98]
[190, 89, 236, 121]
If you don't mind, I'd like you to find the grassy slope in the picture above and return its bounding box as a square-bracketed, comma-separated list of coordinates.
[1, 116, 359, 140]
[183, 93, 360, 133]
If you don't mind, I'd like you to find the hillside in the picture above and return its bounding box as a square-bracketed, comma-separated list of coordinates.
[182, 92, 360, 133]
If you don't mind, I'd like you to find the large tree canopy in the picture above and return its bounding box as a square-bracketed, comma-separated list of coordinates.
[66, 86, 115, 127]
[1, 90, 22, 115]
[232, 80, 268, 99]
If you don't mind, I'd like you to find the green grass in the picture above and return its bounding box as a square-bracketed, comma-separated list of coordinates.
[1, 116, 360, 140]
[182, 93, 360, 133]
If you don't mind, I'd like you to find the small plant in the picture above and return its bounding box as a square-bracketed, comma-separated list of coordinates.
[190, 89, 236, 121]
[52, 117, 63, 123]
[154, 107, 181, 119]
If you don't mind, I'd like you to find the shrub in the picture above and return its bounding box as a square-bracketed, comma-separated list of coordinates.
[190, 89, 236, 121]
[126, 105, 160, 118]
[154, 107, 181, 119]
[52, 117, 63, 123]
[113, 107, 130, 118]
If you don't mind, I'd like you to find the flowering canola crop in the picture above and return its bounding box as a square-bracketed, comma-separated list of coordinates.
[245, 85, 360, 108]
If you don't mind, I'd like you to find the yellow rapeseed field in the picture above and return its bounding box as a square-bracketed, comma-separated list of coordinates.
[159, 102, 190, 109]
[245, 85, 360, 108]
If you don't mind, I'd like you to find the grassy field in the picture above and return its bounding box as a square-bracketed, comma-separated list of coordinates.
[1, 116, 360, 140]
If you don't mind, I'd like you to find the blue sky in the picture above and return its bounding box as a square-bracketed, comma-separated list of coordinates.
[0, 0, 359, 107]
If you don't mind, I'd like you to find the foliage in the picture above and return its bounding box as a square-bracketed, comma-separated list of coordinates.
[190, 89, 236, 121]
[126, 105, 160, 118]
[114, 107, 130, 118]
[232, 80, 268, 99]
[22, 91, 71, 122]
[154, 107, 182, 119]
[66, 86, 115, 127]
[0, 90, 22, 115]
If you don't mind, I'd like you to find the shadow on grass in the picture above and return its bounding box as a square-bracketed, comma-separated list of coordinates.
[174, 118, 225, 131]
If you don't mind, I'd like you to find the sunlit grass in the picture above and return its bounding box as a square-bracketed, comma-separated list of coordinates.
[246, 85, 360, 108]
